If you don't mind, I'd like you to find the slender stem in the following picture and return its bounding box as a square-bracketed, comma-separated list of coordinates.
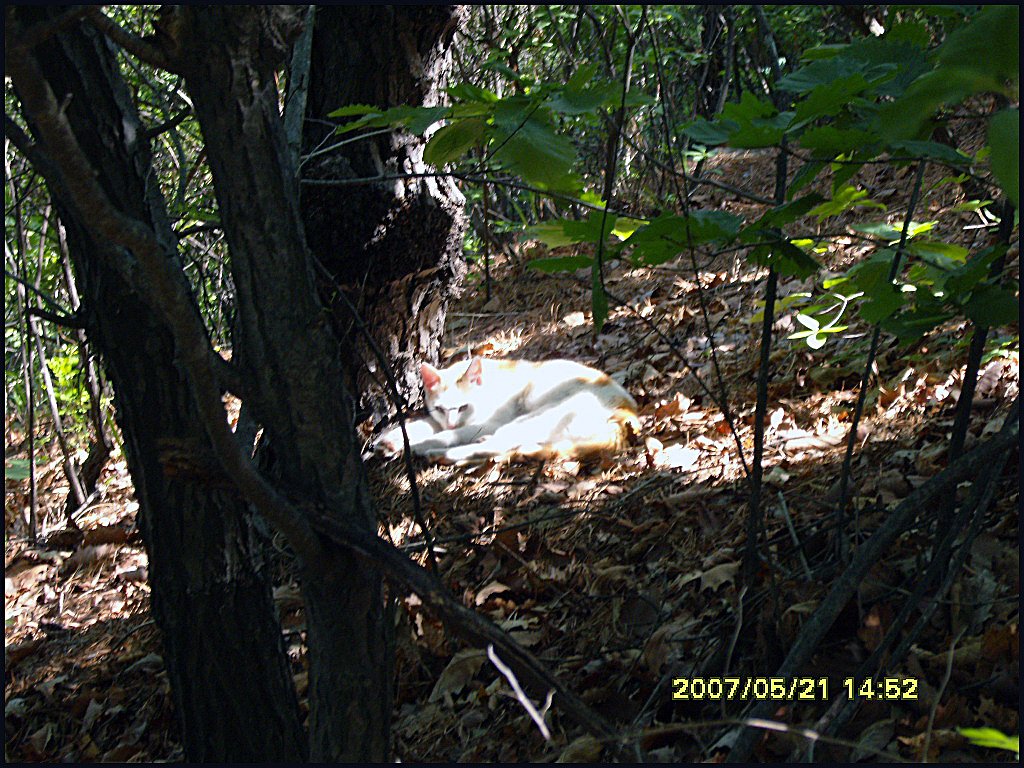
[834, 161, 927, 561]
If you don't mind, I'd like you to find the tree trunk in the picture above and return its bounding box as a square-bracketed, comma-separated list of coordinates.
[10, 9, 306, 761]
[301, 6, 468, 420]
[173, 7, 390, 760]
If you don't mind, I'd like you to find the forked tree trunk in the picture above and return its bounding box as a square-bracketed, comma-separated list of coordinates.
[174, 7, 390, 760]
[301, 6, 468, 420]
[11, 9, 306, 761]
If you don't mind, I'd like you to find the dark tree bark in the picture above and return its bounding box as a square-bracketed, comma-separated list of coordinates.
[7, 8, 306, 762]
[300, 6, 468, 420]
[172, 7, 390, 760]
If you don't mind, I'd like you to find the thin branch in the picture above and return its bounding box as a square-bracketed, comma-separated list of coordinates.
[143, 108, 192, 140]
[834, 161, 927, 561]
[26, 305, 84, 329]
[82, 7, 175, 72]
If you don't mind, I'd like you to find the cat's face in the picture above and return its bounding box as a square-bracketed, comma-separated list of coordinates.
[422, 358, 483, 430]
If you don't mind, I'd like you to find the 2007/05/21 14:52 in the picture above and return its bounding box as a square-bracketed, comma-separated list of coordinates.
[671, 677, 919, 701]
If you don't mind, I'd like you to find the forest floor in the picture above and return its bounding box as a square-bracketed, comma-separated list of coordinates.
[5, 142, 1019, 762]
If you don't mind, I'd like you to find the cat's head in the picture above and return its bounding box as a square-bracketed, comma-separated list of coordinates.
[421, 358, 484, 430]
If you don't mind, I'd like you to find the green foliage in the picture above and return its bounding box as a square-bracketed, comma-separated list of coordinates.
[331, 61, 649, 194]
[958, 727, 1020, 757]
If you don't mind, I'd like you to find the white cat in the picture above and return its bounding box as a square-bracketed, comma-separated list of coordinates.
[374, 357, 639, 464]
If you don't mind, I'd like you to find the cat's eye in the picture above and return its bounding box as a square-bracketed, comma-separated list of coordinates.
[458, 404, 469, 413]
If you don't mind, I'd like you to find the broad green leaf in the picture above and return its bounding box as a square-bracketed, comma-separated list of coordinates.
[525, 211, 617, 248]
[747, 241, 822, 280]
[625, 211, 743, 265]
[790, 73, 874, 130]
[5, 458, 31, 481]
[739, 194, 827, 242]
[423, 118, 487, 166]
[944, 245, 1005, 296]
[405, 106, 452, 135]
[964, 284, 1020, 327]
[493, 120, 579, 190]
[937, 6, 1019, 81]
[958, 727, 1020, 755]
[808, 185, 886, 220]
[885, 21, 932, 48]
[548, 66, 621, 114]
[860, 286, 905, 322]
[611, 217, 645, 240]
[527, 255, 594, 273]
[849, 252, 905, 321]
[681, 118, 734, 146]
[788, 160, 827, 197]
[905, 240, 969, 266]
[851, 220, 935, 242]
[447, 83, 499, 103]
[888, 140, 971, 166]
[988, 108, 1019, 206]
[799, 126, 878, 157]
[328, 103, 384, 118]
[882, 307, 954, 341]
[878, 67, 1006, 141]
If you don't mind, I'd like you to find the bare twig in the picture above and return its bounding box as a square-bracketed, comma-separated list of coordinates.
[487, 644, 553, 741]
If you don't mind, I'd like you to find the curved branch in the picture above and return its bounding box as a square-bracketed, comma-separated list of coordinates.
[82, 7, 176, 73]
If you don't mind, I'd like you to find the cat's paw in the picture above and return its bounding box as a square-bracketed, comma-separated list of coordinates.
[372, 426, 405, 457]
[431, 443, 498, 465]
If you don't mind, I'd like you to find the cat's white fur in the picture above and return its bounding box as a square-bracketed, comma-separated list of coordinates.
[374, 357, 638, 464]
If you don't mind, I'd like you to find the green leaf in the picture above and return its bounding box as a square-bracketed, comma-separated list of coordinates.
[882, 307, 954, 341]
[788, 160, 827, 197]
[905, 239, 969, 266]
[328, 103, 383, 119]
[848, 252, 906, 322]
[964, 284, 1020, 327]
[548, 66, 621, 115]
[773, 241, 822, 279]
[878, 65, 1006, 141]
[527, 255, 594, 273]
[988, 108, 1019, 207]
[405, 106, 452, 135]
[525, 210, 620, 249]
[739, 194, 827, 242]
[447, 83, 499, 103]
[681, 118, 734, 146]
[944, 245, 1005, 296]
[808, 185, 886, 220]
[493, 120, 579, 190]
[5, 458, 31, 481]
[937, 7, 1019, 81]
[799, 126, 878, 157]
[624, 211, 743, 265]
[958, 727, 1020, 755]
[423, 118, 487, 166]
[888, 140, 971, 166]
[789, 73, 874, 130]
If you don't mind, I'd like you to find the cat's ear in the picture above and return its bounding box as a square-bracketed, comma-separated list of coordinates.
[465, 357, 484, 386]
[420, 363, 442, 391]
